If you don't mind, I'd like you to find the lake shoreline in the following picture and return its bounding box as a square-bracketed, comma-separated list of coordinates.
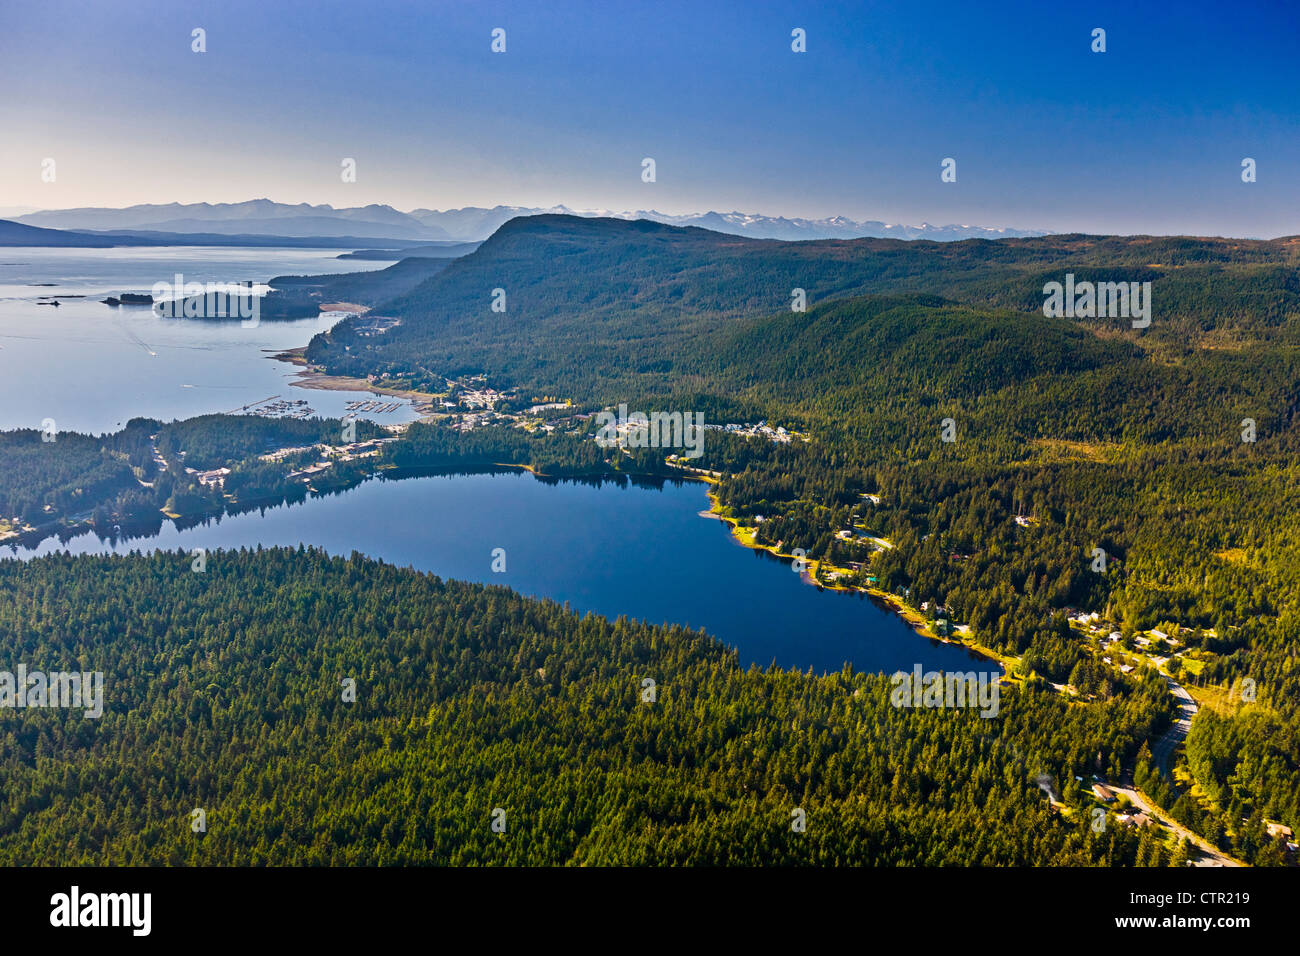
[700, 483, 1007, 670]
[5, 459, 992, 675]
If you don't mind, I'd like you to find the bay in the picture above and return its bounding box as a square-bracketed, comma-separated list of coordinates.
[0, 246, 410, 433]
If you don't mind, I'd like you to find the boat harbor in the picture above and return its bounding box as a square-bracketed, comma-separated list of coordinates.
[344, 399, 405, 414]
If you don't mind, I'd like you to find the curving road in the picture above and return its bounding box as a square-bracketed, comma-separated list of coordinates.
[1119, 671, 1244, 867]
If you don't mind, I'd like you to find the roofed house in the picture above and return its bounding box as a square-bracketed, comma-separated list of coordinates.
[1092, 783, 1117, 803]
[1117, 812, 1152, 828]
[1265, 820, 1294, 841]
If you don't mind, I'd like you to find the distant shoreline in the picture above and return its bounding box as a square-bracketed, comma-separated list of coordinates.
[271, 348, 442, 418]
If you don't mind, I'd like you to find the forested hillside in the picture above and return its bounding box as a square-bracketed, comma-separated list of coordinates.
[268, 255, 452, 308]
[0, 549, 1173, 865]
[0, 414, 386, 540]
[6, 215, 1297, 865]
[300, 215, 1300, 857]
[304, 215, 1300, 399]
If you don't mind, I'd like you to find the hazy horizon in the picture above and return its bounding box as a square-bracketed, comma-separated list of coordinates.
[5, 195, 1297, 241]
[2, 0, 1297, 237]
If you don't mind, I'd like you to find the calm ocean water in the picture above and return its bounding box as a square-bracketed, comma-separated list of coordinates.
[0, 246, 408, 433]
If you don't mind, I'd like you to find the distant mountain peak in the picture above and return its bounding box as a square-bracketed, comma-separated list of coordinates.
[16, 199, 1047, 244]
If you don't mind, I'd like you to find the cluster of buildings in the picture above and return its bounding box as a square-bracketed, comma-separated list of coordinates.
[1066, 613, 1192, 675]
[283, 437, 396, 482]
[451, 412, 493, 432]
[1090, 783, 1153, 827]
[284, 462, 333, 481]
[452, 384, 505, 410]
[352, 316, 400, 337]
[703, 421, 797, 443]
[189, 467, 231, 489]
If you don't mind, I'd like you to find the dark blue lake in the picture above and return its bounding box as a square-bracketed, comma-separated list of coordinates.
[10, 470, 988, 675]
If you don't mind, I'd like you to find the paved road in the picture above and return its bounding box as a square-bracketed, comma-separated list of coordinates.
[1121, 672, 1244, 866]
[1152, 673, 1198, 776]
[1111, 781, 1242, 867]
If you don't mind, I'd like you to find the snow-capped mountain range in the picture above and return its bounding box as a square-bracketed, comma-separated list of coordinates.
[15, 199, 1046, 244]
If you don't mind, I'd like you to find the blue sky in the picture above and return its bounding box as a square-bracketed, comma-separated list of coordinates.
[1, 0, 1297, 235]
